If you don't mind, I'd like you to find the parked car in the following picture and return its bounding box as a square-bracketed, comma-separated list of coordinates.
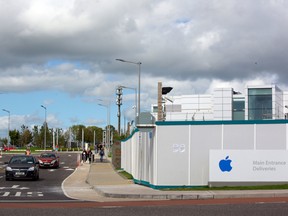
[5, 155, 40, 181]
[38, 152, 60, 168]
[3, 146, 16, 151]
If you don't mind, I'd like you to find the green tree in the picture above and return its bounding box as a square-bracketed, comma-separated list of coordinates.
[9, 129, 20, 146]
[85, 126, 103, 144]
[19, 125, 33, 147]
[32, 125, 42, 147]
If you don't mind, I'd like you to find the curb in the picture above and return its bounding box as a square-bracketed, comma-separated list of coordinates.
[91, 185, 288, 200]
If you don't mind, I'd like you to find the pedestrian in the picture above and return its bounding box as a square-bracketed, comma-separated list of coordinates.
[98, 143, 103, 152]
[82, 149, 87, 162]
[88, 148, 93, 164]
[99, 147, 104, 162]
[95, 143, 98, 154]
[25, 147, 31, 155]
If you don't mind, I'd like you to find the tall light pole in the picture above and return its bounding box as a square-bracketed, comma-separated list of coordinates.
[116, 59, 142, 124]
[41, 105, 47, 150]
[2, 109, 10, 147]
[98, 101, 111, 151]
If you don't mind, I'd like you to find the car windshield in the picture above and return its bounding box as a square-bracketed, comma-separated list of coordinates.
[41, 153, 56, 158]
[10, 156, 34, 164]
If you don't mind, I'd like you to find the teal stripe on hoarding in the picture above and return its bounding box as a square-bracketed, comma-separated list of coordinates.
[155, 119, 288, 126]
[133, 179, 206, 189]
[121, 128, 139, 142]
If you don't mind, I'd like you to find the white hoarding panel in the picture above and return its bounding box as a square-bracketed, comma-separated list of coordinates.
[157, 126, 189, 185]
[210, 150, 288, 182]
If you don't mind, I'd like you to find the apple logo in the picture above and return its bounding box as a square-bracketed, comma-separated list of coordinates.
[219, 156, 232, 172]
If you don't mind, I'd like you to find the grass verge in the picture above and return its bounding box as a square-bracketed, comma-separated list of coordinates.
[160, 184, 288, 191]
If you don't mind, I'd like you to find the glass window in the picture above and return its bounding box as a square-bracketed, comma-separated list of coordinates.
[248, 88, 272, 120]
[233, 100, 245, 120]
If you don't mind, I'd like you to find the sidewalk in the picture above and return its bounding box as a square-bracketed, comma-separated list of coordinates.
[62, 155, 288, 202]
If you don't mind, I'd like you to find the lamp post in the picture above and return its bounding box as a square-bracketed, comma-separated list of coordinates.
[2, 109, 10, 147]
[116, 59, 141, 124]
[41, 105, 47, 150]
[98, 101, 111, 150]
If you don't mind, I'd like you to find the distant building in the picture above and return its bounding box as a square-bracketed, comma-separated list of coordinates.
[152, 84, 288, 121]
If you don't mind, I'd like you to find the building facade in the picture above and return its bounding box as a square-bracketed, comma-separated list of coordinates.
[152, 84, 288, 121]
[121, 84, 288, 188]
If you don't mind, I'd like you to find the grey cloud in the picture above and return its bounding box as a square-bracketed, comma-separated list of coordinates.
[0, 0, 287, 94]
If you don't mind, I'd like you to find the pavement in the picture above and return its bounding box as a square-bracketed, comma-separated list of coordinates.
[62, 154, 288, 202]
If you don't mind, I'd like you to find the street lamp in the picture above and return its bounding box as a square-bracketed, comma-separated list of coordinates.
[41, 105, 47, 150]
[98, 100, 111, 151]
[2, 109, 10, 147]
[116, 59, 142, 124]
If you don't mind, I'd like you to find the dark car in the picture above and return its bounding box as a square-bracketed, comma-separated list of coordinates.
[5, 155, 40, 181]
[38, 152, 60, 168]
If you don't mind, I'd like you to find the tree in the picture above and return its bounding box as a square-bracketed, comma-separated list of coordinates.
[32, 126, 42, 147]
[85, 126, 103, 145]
[19, 125, 33, 147]
[9, 129, 20, 146]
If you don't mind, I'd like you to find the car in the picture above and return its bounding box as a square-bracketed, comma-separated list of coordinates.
[3, 146, 16, 151]
[5, 155, 40, 181]
[38, 152, 60, 168]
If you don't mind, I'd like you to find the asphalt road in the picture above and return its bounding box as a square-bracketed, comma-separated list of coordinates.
[0, 152, 79, 201]
[2, 152, 288, 216]
[0, 200, 288, 216]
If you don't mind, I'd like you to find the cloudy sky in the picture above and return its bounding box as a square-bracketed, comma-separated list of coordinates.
[0, 0, 288, 137]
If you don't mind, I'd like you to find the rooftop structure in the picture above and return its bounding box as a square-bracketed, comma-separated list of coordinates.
[151, 84, 288, 121]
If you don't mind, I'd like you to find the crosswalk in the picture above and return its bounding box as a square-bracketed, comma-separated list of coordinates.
[0, 185, 44, 198]
[0, 191, 44, 197]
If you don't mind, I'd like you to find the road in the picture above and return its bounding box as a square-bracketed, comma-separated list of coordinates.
[0, 152, 78, 201]
[0, 199, 288, 215]
[1, 152, 288, 215]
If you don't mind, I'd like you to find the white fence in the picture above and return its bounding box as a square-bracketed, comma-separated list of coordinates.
[121, 120, 288, 188]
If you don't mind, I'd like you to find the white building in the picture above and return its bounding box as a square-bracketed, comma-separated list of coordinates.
[120, 84, 288, 188]
[152, 84, 288, 121]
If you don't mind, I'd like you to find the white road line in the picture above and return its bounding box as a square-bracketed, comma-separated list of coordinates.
[37, 192, 44, 197]
[15, 192, 21, 196]
[3, 192, 9, 197]
[27, 192, 32, 197]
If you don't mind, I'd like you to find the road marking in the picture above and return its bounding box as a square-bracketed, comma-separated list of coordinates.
[37, 192, 44, 197]
[0, 191, 44, 197]
[3, 192, 9, 197]
[10, 185, 29, 190]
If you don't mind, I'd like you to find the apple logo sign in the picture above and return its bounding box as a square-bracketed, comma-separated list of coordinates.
[219, 156, 232, 172]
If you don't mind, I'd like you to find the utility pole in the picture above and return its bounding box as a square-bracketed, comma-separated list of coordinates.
[116, 86, 123, 135]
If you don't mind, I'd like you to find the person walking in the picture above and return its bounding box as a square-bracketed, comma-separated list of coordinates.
[99, 147, 104, 162]
[82, 149, 87, 162]
[88, 148, 93, 164]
